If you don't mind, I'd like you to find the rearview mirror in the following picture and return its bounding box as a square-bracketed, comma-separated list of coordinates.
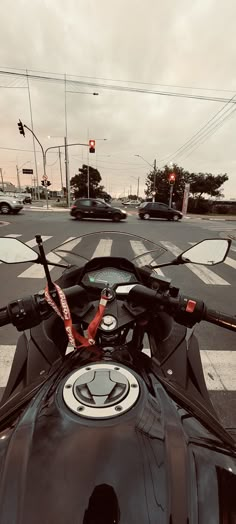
[0, 238, 39, 264]
[179, 239, 231, 266]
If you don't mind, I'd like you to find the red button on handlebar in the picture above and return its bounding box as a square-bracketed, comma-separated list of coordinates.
[186, 300, 196, 313]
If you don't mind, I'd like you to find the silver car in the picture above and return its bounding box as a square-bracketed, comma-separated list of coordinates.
[0, 194, 23, 215]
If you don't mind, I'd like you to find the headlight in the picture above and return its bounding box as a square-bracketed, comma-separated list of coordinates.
[12, 200, 17, 204]
[121, 209, 126, 214]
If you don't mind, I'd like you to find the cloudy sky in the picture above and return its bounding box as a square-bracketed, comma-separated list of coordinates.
[1, 0, 236, 198]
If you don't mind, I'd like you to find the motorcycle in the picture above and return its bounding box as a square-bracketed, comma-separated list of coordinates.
[0, 231, 235, 523]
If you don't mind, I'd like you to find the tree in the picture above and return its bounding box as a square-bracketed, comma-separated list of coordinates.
[145, 164, 228, 207]
[145, 164, 189, 204]
[70, 165, 104, 198]
[189, 173, 228, 199]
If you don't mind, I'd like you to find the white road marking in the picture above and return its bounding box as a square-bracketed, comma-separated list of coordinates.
[161, 241, 230, 285]
[200, 350, 236, 391]
[4, 234, 22, 238]
[130, 240, 164, 276]
[91, 239, 113, 258]
[25, 236, 52, 248]
[0, 346, 235, 391]
[18, 237, 79, 278]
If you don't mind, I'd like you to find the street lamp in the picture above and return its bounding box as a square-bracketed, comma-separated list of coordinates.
[134, 155, 157, 202]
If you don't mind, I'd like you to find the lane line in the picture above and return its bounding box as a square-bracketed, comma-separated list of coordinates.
[91, 239, 113, 258]
[18, 237, 79, 279]
[130, 240, 164, 276]
[161, 241, 230, 285]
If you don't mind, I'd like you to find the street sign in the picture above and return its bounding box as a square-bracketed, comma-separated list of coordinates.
[43, 174, 48, 180]
[22, 168, 33, 174]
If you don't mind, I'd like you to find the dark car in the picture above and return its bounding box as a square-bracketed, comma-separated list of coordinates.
[70, 198, 127, 222]
[139, 202, 183, 221]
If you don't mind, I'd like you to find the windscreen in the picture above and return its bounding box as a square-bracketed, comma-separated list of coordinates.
[52, 231, 167, 269]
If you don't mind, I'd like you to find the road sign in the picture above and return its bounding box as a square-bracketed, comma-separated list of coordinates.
[42, 174, 48, 180]
[22, 168, 33, 174]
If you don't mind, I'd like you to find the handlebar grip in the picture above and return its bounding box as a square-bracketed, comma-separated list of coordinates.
[0, 308, 10, 327]
[204, 308, 236, 332]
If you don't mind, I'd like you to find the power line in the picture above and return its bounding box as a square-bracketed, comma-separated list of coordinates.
[178, 106, 236, 161]
[1, 69, 236, 104]
[1, 66, 235, 93]
[160, 93, 236, 163]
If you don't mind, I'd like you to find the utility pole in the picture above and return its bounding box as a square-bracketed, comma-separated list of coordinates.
[152, 159, 157, 202]
[0, 168, 4, 192]
[137, 177, 140, 199]
[26, 70, 40, 200]
[87, 153, 90, 198]
[16, 165, 21, 191]
[64, 136, 70, 208]
[58, 147, 63, 194]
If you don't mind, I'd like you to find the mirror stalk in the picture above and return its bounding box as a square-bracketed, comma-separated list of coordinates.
[36, 235, 54, 292]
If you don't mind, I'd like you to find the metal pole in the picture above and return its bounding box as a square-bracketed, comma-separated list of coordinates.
[43, 152, 49, 209]
[58, 147, 63, 192]
[152, 159, 157, 202]
[0, 168, 4, 191]
[169, 184, 174, 208]
[64, 136, 70, 207]
[87, 155, 90, 198]
[26, 70, 40, 200]
[137, 177, 140, 198]
[16, 165, 21, 190]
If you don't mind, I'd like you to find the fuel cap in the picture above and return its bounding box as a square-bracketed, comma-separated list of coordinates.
[100, 315, 117, 331]
[63, 363, 140, 419]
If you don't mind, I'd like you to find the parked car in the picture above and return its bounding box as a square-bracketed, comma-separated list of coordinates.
[0, 195, 23, 215]
[70, 198, 127, 222]
[122, 199, 141, 206]
[139, 202, 183, 221]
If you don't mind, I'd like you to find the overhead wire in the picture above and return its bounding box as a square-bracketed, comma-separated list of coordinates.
[159, 93, 236, 163]
[1, 69, 236, 104]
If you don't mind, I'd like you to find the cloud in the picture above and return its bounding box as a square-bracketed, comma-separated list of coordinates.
[0, 0, 236, 198]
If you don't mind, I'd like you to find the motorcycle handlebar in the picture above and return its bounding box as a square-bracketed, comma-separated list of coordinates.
[129, 284, 236, 333]
[0, 285, 87, 331]
[0, 308, 10, 328]
[0, 283, 236, 334]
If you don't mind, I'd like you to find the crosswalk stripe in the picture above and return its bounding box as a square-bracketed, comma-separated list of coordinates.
[161, 241, 230, 285]
[4, 234, 22, 238]
[91, 239, 113, 258]
[130, 240, 164, 276]
[18, 237, 79, 279]
[25, 236, 52, 248]
[0, 346, 234, 390]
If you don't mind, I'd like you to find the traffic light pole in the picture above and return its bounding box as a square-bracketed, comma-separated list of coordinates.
[169, 184, 174, 208]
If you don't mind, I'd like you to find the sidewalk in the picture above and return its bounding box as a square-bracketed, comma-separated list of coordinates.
[185, 213, 236, 221]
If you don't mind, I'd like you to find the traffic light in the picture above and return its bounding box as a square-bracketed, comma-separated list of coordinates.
[18, 120, 25, 137]
[46, 180, 51, 187]
[89, 139, 95, 153]
[169, 173, 176, 185]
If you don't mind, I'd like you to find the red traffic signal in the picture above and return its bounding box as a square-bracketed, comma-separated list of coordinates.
[169, 173, 176, 184]
[17, 120, 25, 137]
[89, 139, 95, 153]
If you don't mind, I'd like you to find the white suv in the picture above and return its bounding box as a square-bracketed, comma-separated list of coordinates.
[0, 194, 23, 215]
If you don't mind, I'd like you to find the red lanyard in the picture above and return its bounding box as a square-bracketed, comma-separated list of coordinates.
[45, 283, 108, 349]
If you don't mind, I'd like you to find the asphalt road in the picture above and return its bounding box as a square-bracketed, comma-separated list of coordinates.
[0, 208, 235, 428]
